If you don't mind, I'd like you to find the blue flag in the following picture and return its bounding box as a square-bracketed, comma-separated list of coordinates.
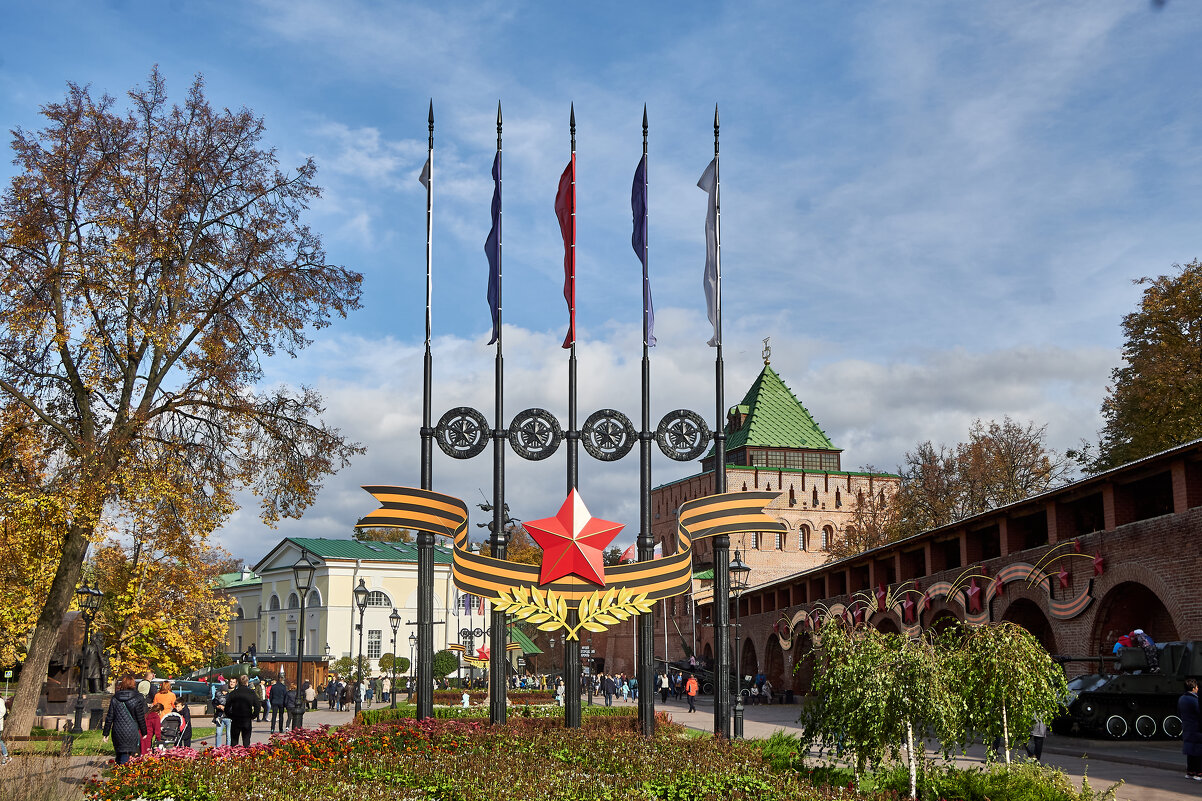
[485, 152, 501, 345]
[631, 155, 655, 347]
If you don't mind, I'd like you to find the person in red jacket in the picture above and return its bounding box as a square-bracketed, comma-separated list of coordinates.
[685, 675, 699, 713]
[141, 703, 163, 754]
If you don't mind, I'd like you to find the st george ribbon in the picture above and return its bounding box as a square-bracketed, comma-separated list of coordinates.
[356, 486, 785, 640]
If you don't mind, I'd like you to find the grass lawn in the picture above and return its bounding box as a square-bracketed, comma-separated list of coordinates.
[18, 726, 216, 756]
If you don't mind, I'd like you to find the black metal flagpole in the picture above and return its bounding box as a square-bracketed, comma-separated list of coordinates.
[709, 104, 732, 739]
[417, 99, 436, 721]
[489, 102, 509, 725]
[563, 103, 583, 730]
[636, 104, 656, 737]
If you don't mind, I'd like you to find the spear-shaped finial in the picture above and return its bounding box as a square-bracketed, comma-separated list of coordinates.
[428, 99, 434, 148]
[714, 104, 720, 152]
[642, 103, 648, 138]
[570, 102, 576, 151]
[496, 101, 503, 149]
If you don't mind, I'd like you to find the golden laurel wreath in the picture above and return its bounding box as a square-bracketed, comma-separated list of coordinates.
[492, 584, 654, 641]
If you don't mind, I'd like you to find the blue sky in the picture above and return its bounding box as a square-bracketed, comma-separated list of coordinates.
[4, 1, 1201, 563]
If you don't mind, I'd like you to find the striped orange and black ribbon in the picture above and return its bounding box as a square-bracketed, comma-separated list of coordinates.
[357, 487, 784, 607]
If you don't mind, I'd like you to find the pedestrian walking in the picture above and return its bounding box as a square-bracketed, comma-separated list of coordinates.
[226, 674, 260, 747]
[1179, 677, 1202, 780]
[269, 677, 288, 733]
[686, 674, 699, 713]
[102, 676, 148, 765]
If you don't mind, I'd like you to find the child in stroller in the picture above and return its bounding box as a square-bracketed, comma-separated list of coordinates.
[159, 707, 187, 750]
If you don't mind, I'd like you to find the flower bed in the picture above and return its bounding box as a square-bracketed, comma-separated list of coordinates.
[432, 689, 556, 705]
[87, 718, 887, 801]
[356, 701, 642, 726]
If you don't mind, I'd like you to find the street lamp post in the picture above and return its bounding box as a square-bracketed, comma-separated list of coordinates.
[586, 635, 594, 707]
[353, 578, 370, 717]
[71, 582, 103, 735]
[729, 549, 751, 739]
[389, 608, 401, 709]
[408, 633, 417, 698]
[292, 550, 317, 729]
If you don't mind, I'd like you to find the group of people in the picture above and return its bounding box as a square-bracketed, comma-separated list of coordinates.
[322, 675, 397, 710]
[594, 673, 639, 706]
[101, 674, 195, 764]
[655, 671, 700, 712]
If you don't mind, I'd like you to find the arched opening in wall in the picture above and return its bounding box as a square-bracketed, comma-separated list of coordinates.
[1001, 598, 1058, 655]
[792, 633, 815, 696]
[799, 524, 810, 551]
[702, 641, 714, 669]
[739, 637, 758, 680]
[927, 609, 963, 636]
[1090, 581, 1179, 656]
[875, 616, 900, 635]
[287, 593, 299, 609]
[764, 636, 786, 688]
[821, 526, 833, 550]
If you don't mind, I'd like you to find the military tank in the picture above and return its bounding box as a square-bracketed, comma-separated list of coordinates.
[1056, 640, 1202, 739]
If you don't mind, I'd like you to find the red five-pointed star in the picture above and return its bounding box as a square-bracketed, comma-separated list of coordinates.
[525, 490, 624, 586]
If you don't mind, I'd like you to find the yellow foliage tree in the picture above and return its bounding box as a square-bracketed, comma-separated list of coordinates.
[0, 70, 363, 735]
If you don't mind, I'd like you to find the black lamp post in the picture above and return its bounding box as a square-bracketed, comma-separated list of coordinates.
[71, 582, 103, 734]
[291, 550, 317, 729]
[586, 634, 594, 707]
[729, 549, 751, 739]
[353, 578, 369, 717]
[389, 608, 401, 709]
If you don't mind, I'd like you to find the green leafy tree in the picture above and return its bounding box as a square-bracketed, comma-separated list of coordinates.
[0, 70, 363, 736]
[378, 652, 395, 671]
[432, 649, 460, 679]
[1090, 259, 1202, 470]
[957, 623, 1068, 764]
[395, 656, 411, 675]
[603, 546, 626, 566]
[800, 620, 959, 789]
[356, 527, 413, 544]
[330, 656, 356, 681]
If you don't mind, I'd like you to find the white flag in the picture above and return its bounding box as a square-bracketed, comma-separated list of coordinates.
[419, 156, 431, 188]
[697, 159, 719, 347]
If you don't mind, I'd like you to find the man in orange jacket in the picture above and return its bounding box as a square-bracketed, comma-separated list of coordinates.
[685, 674, 699, 713]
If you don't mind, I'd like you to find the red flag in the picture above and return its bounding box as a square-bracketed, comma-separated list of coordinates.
[619, 544, 635, 563]
[478, 595, 486, 615]
[555, 154, 576, 349]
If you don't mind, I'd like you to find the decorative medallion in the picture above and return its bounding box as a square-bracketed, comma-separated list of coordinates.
[655, 409, 712, 462]
[581, 409, 636, 461]
[508, 408, 563, 461]
[435, 407, 490, 459]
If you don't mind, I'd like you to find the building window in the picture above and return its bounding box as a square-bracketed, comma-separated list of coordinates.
[367, 629, 382, 659]
[786, 452, 804, 469]
[288, 629, 297, 655]
[749, 532, 759, 549]
[820, 453, 840, 471]
[812, 488, 819, 506]
[367, 590, 391, 607]
[287, 593, 299, 609]
[269, 631, 277, 652]
[237, 636, 242, 652]
[774, 532, 783, 550]
[307, 590, 321, 607]
[804, 453, 821, 470]
[235, 607, 244, 619]
[822, 526, 833, 550]
[799, 524, 810, 551]
[269, 595, 281, 611]
[835, 490, 842, 509]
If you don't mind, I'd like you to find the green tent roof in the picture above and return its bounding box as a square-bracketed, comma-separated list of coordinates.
[508, 626, 543, 655]
[721, 363, 837, 453]
[285, 537, 453, 564]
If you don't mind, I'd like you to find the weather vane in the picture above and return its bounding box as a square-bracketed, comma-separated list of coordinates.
[762, 337, 771, 364]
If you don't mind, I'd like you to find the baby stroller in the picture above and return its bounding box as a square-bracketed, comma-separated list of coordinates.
[159, 710, 186, 750]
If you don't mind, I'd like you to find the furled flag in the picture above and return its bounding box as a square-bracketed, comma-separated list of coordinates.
[461, 593, 474, 615]
[419, 156, 431, 189]
[477, 594, 486, 615]
[631, 155, 655, 347]
[485, 152, 502, 345]
[555, 154, 576, 349]
[697, 158, 719, 347]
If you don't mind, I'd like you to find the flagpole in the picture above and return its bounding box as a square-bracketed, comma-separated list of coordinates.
[563, 103, 583, 730]
[709, 104, 732, 739]
[417, 99, 436, 722]
[489, 102, 509, 725]
[636, 104, 656, 737]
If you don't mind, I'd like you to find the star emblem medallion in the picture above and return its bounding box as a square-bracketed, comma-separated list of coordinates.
[525, 489, 624, 586]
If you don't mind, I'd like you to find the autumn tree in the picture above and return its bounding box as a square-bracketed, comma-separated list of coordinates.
[826, 468, 903, 561]
[486, 525, 541, 566]
[892, 418, 1069, 539]
[1091, 260, 1202, 470]
[356, 526, 413, 544]
[89, 522, 234, 677]
[0, 71, 362, 735]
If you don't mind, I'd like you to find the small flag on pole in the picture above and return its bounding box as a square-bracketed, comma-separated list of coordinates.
[697, 158, 719, 347]
[619, 543, 635, 563]
[418, 156, 430, 189]
[485, 151, 502, 345]
[631, 154, 655, 347]
[555, 154, 576, 349]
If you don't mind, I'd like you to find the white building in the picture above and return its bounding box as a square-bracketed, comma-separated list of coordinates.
[220, 537, 458, 677]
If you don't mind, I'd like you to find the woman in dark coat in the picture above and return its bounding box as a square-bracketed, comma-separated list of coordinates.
[1178, 677, 1202, 780]
[102, 675, 148, 765]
